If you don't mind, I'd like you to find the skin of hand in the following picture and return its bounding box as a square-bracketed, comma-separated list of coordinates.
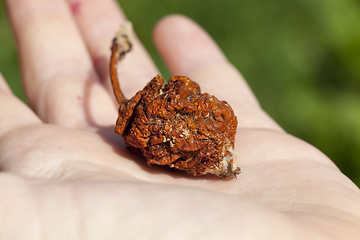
[0, 0, 360, 239]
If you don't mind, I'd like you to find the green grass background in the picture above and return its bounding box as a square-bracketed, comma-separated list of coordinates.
[1, 0, 360, 186]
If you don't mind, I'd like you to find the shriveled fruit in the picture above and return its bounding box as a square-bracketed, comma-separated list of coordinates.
[110, 22, 240, 178]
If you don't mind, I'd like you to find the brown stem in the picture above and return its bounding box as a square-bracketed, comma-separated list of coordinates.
[110, 21, 134, 104]
[110, 41, 125, 103]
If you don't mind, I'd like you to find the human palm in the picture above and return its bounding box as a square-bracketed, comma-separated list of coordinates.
[0, 0, 359, 239]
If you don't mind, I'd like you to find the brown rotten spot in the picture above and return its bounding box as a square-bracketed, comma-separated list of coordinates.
[110, 22, 240, 178]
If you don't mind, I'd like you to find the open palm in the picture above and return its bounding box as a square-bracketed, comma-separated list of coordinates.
[0, 0, 359, 239]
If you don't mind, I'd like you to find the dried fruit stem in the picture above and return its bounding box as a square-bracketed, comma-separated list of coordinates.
[110, 21, 134, 104]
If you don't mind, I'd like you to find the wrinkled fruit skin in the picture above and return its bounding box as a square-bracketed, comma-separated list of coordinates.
[116, 75, 240, 178]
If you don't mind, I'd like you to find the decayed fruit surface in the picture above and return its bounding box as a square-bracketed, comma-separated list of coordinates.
[110, 22, 240, 178]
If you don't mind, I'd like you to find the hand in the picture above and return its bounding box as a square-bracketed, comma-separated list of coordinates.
[1, 0, 359, 239]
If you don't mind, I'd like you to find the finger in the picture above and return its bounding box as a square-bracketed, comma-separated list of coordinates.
[0, 73, 41, 139]
[6, 0, 117, 129]
[66, 0, 159, 98]
[0, 73, 12, 94]
[153, 15, 282, 131]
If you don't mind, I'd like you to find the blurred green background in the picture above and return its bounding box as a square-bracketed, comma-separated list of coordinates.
[1, 0, 360, 186]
